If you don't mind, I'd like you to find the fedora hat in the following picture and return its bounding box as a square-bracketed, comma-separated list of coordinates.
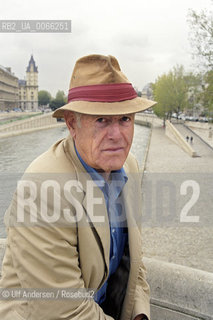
[52, 54, 156, 118]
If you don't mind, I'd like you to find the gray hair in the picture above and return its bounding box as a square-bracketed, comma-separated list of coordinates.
[74, 112, 82, 128]
[64, 110, 82, 128]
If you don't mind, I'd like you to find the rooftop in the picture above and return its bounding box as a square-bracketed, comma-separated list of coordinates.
[0, 65, 17, 78]
[26, 55, 38, 73]
[18, 79, 26, 86]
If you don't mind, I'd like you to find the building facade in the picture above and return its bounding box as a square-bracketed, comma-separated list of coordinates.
[18, 55, 39, 111]
[0, 66, 19, 111]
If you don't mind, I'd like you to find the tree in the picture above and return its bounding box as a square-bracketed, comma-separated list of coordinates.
[38, 90, 52, 106]
[153, 65, 188, 125]
[152, 74, 173, 125]
[49, 90, 67, 111]
[188, 3, 213, 68]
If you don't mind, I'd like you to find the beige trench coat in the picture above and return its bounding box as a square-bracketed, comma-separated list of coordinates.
[0, 135, 150, 320]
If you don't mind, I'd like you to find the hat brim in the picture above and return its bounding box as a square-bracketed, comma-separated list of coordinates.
[52, 97, 157, 118]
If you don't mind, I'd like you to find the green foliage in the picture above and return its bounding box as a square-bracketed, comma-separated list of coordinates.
[153, 65, 189, 121]
[38, 90, 52, 106]
[50, 90, 67, 111]
[152, 74, 172, 119]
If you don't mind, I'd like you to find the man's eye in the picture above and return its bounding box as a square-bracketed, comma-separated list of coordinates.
[121, 116, 130, 122]
[96, 118, 105, 123]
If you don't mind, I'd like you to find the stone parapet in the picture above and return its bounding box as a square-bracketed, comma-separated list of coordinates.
[0, 113, 65, 138]
[144, 257, 213, 320]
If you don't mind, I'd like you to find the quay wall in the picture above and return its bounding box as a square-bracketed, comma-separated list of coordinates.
[0, 113, 65, 139]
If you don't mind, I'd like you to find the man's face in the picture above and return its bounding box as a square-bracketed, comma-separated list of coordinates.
[65, 113, 135, 172]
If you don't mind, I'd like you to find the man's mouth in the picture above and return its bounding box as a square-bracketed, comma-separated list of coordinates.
[102, 147, 124, 153]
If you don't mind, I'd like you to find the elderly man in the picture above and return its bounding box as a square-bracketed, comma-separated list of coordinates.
[0, 54, 156, 320]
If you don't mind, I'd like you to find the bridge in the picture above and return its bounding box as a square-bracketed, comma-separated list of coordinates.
[0, 112, 64, 138]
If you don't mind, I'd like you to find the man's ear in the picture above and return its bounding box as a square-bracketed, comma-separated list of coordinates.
[64, 112, 76, 139]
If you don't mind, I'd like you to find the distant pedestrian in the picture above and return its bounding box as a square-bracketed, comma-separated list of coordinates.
[186, 136, 189, 142]
[190, 136, 193, 143]
[209, 127, 212, 139]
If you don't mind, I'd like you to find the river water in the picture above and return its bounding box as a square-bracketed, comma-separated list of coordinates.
[0, 124, 150, 237]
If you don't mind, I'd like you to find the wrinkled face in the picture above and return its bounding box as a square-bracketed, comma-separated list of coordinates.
[65, 112, 135, 173]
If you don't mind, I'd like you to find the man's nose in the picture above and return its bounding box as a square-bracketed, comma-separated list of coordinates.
[107, 122, 122, 139]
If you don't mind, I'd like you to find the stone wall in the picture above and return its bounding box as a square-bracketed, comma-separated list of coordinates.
[145, 257, 213, 320]
[0, 113, 65, 138]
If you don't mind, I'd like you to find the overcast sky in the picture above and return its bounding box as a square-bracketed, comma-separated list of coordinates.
[0, 0, 212, 97]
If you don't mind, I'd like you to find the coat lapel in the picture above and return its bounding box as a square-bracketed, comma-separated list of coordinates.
[64, 135, 110, 277]
[81, 188, 110, 277]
